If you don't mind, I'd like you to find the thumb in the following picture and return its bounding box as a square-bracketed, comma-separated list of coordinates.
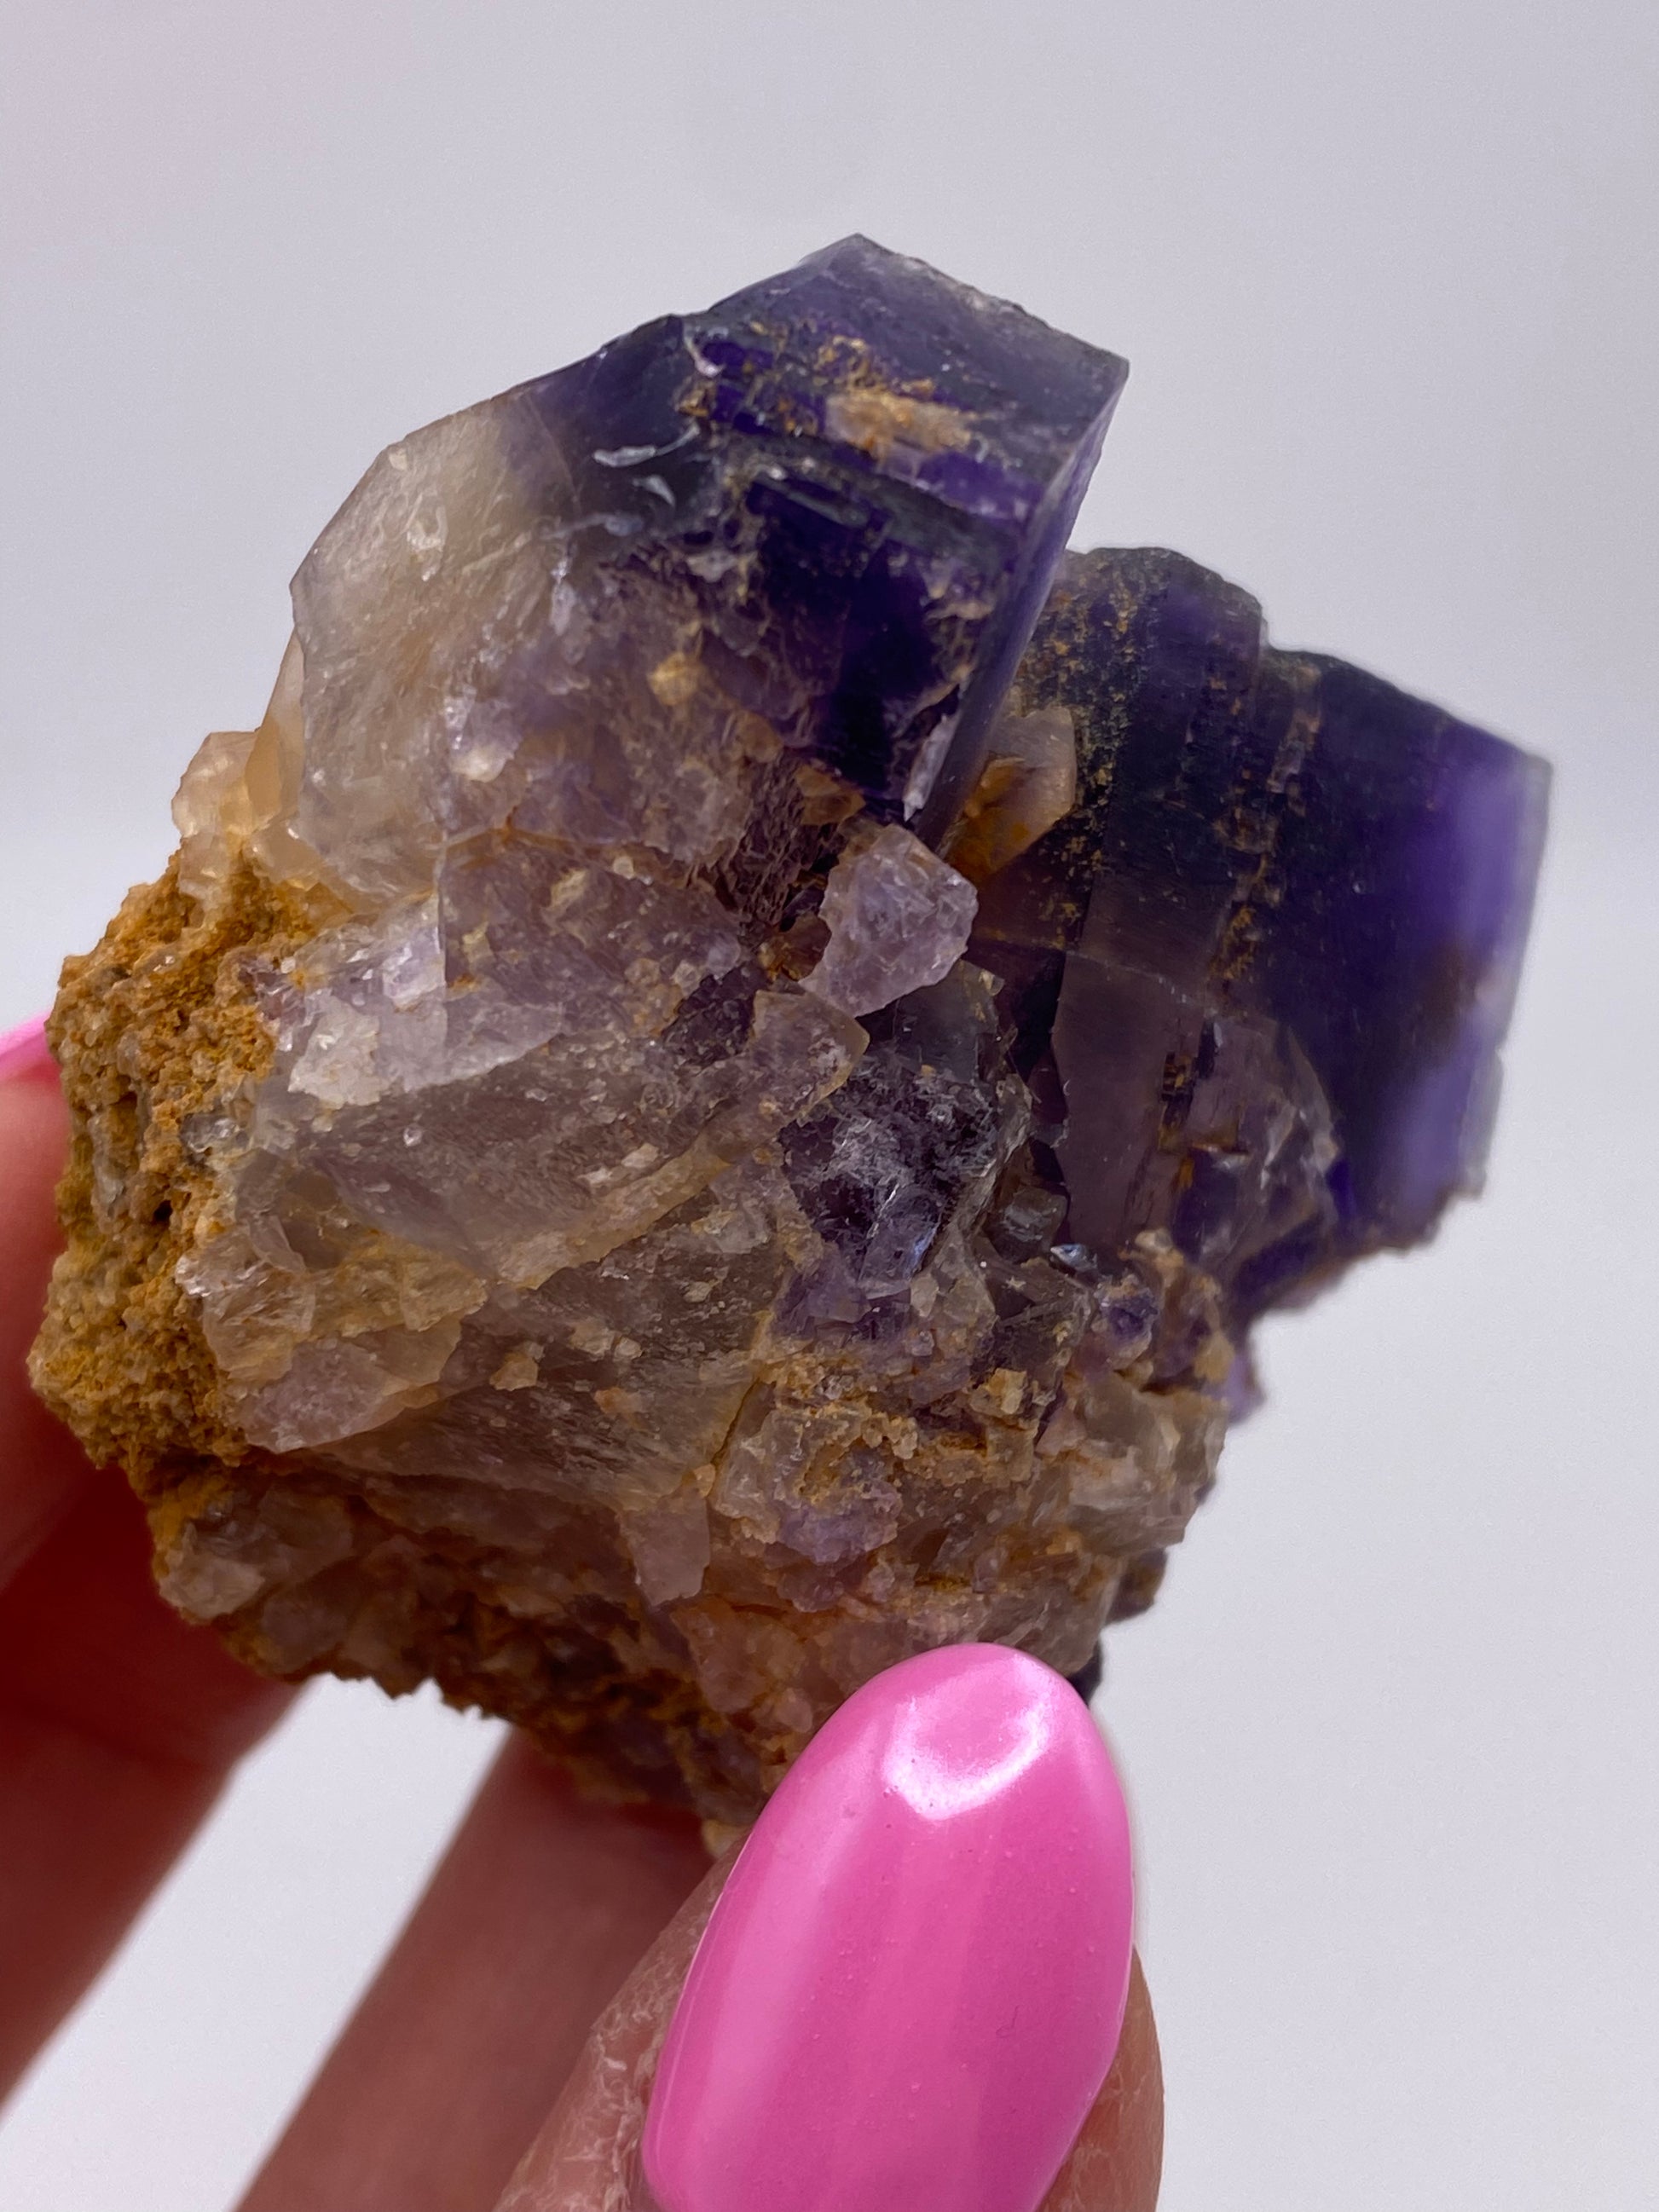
[496, 1647, 1162, 2212]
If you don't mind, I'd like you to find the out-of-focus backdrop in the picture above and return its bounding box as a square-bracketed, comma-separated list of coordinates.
[3, 5, 1655, 2206]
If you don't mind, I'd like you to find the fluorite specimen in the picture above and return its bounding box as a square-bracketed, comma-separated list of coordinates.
[31, 240, 1547, 1819]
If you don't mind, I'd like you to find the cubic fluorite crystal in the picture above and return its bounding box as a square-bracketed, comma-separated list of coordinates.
[31, 240, 1547, 1819]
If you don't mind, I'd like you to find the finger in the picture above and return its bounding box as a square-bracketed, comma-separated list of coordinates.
[238, 1734, 708, 2212]
[493, 1886, 1159, 2212]
[1043, 1955, 1163, 2212]
[497, 1647, 1160, 2212]
[0, 1475, 295, 2098]
[0, 1025, 296, 2096]
[0, 1025, 91, 1583]
[492, 1847, 732, 2212]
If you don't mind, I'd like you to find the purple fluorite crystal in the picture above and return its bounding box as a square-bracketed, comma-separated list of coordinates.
[32, 239, 1547, 1818]
[971, 547, 1551, 1339]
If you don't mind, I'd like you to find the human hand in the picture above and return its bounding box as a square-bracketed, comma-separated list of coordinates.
[0, 1015, 1162, 2211]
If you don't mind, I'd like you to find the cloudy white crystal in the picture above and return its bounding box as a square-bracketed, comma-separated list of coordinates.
[804, 827, 979, 1018]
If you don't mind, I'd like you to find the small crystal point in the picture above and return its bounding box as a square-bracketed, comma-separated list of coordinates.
[804, 828, 978, 1016]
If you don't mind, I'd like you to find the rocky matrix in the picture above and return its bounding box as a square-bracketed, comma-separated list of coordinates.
[31, 240, 1548, 1820]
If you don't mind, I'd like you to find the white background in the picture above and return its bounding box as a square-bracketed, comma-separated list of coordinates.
[2, 3, 1655, 2205]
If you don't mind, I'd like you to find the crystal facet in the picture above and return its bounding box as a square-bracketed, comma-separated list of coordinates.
[30, 241, 1546, 1818]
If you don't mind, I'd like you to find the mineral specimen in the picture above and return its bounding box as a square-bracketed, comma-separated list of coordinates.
[31, 239, 1548, 1820]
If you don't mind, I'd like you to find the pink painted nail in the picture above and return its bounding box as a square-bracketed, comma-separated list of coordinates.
[0, 1015, 54, 1087]
[642, 1645, 1134, 2212]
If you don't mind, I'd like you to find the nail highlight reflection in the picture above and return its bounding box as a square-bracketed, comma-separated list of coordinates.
[882, 1692, 1053, 1821]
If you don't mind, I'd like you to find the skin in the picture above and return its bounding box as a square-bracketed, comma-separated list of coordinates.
[0, 1060, 1163, 2211]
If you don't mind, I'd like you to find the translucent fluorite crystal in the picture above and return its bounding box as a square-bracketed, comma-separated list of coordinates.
[970, 547, 1551, 1347]
[32, 240, 1547, 1818]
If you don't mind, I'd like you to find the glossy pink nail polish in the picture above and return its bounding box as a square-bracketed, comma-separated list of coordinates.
[0, 1015, 53, 1086]
[642, 1644, 1133, 2212]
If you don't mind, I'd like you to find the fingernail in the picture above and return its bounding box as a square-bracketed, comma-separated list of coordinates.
[642, 1645, 1134, 2212]
[0, 1015, 54, 1087]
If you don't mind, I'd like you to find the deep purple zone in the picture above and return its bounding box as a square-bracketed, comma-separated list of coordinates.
[502, 236, 1127, 825]
[1258, 658, 1548, 1245]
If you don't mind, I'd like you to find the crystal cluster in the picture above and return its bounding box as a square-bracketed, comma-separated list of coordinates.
[31, 240, 1547, 1819]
